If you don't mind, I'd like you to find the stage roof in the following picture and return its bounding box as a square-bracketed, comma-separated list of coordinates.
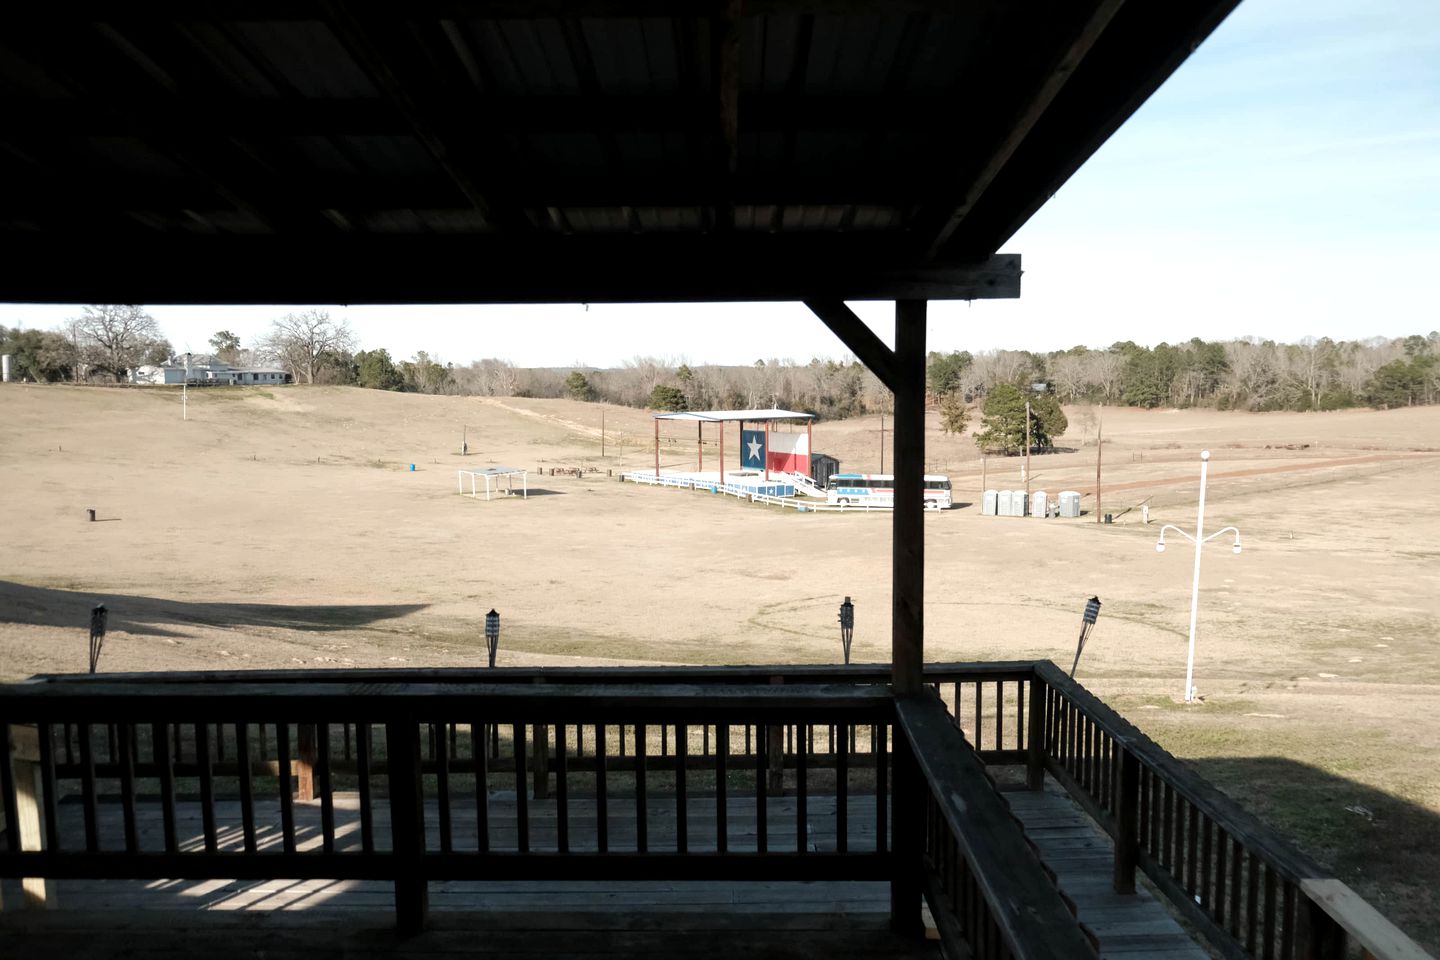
[0, 2, 1239, 305]
[655, 408, 813, 422]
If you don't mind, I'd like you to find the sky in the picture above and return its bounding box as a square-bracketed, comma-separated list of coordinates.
[2, 0, 1437, 368]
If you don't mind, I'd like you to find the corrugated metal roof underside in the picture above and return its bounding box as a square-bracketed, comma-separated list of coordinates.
[0, 2, 1241, 302]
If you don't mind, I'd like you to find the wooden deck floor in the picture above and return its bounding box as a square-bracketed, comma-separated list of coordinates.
[0, 777, 1211, 959]
[1007, 783, 1215, 960]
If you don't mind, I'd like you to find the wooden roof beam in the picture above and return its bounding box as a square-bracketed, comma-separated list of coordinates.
[804, 299, 901, 391]
[921, 0, 1126, 260]
[0, 236, 1020, 305]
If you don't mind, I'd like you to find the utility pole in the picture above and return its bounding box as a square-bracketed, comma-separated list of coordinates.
[1095, 406, 1103, 523]
[1024, 399, 1031, 496]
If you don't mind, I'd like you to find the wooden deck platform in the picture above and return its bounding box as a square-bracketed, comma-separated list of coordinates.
[1, 777, 1211, 959]
[1007, 783, 1214, 960]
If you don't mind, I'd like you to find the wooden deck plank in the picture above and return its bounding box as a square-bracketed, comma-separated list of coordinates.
[1005, 779, 1214, 960]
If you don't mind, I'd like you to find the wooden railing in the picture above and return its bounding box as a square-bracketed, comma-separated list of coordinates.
[1031, 662, 1433, 960]
[898, 694, 1099, 959]
[22, 662, 1040, 786]
[5, 662, 1427, 960]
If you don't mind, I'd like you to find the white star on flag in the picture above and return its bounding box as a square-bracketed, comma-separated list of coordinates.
[747, 438, 763, 463]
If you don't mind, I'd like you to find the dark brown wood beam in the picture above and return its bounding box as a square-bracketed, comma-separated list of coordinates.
[0, 236, 1019, 304]
[17, 2, 1003, 22]
[891, 300, 926, 697]
[922, 0, 1127, 259]
[803, 300, 900, 391]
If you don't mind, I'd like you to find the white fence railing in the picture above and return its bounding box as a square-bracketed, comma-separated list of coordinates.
[622, 471, 893, 512]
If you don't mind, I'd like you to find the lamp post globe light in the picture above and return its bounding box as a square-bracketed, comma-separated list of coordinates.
[1154, 450, 1242, 703]
[838, 596, 855, 665]
[485, 609, 500, 668]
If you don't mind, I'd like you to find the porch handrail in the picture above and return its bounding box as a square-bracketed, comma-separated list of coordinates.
[895, 694, 1098, 960]
[1032, 661, 1434, 960]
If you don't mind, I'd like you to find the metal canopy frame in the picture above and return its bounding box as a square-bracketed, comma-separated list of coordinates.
[653, 409, 814, 485]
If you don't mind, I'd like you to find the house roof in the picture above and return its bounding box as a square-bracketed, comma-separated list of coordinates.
[0, 1, 1239, 305]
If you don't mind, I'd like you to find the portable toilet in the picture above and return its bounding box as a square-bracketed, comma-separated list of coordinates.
[1059, 490, 1081, 518]
[998, 490, 1014, 517]
[982, 489, 998, 516]
[1012, 490, 1028, 517]
[1031, 490, 1048, 518]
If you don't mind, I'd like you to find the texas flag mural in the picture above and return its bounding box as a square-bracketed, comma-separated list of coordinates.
[742, 428, 810, 475]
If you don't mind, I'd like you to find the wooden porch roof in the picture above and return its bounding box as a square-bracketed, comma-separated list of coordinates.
[0, 0, 1239, 304]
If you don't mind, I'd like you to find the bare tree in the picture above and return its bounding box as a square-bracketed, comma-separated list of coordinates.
[74, 304, 164, 381]
[261, 309, 356, 384]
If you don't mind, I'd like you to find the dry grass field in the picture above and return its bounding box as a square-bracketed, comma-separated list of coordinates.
[2, 383, 1439, 947]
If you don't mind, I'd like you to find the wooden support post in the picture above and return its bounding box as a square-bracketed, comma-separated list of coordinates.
[654, 417, 659, 478]
[1114, 747, 1139, 894]
[1026, 676, 1047, 791]
[719, 420, 725, 485]
[892, 299, 926, 696]
[533, 724, 550, 800]
[296, 723, 317, 801]
[385, 719, 427, 935]
[889, 719, 924, 938]
[5, 724, 56, 908]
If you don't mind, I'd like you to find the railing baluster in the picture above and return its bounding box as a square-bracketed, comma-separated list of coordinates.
[472, 721, 488, 854]
[1246, 849, 1260, 954]
[154, 722, 178, 854]
[1229, 836, 1243, 939]
[0, 722, 19, 854]
[1213, 825, 1228, 927]
[317, 722, 335, 854]
[837, 717, 848, 854]
[37, 722, 60, 853]
[635, 722, 648, 853]
[514, 721, 529, 853]
[1016, 679, 1026, 754]
[1200, 811, 1214, 912]
[1114, 748, 1138, 894]
[385, 717, 427, 934]
[357, 722, 375, 854]
[236, 722, 256, 853]
[555, 724, 569, 854]
[436, 718, 452, 854]
[715, 723, 728, 854]
[1280, 879, 1296, 960]
[1186, 802, 1200, 896]
[277, 721, 296, 854]
[675, 721, 687, 854]
[796, 721, 807, 854]
[995, 680, 1004, 750]
[875, 722, 887, 854]
[195, 721, 217, 854]
[595, 723, 608, 854]
[76, 723, 98, 852]
[973, 682, 983, 750]
[756, 721, 767, 854]
[1263, 864, 1278, 960]
[118, 722, 139, 853]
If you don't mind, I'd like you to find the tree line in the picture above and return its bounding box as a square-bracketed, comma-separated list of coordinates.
[6, 309, 1437, 423]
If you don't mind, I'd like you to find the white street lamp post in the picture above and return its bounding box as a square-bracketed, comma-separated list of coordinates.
[1155, 450, 1241, 703]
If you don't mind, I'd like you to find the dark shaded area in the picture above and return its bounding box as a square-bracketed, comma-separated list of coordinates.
[0, 580, 427, 639]
[1188, 756, 1440, 955]
[0, 2, 1235, 305]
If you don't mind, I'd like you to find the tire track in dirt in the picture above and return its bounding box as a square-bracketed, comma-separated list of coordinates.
[1051, 452, 1440, 498]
